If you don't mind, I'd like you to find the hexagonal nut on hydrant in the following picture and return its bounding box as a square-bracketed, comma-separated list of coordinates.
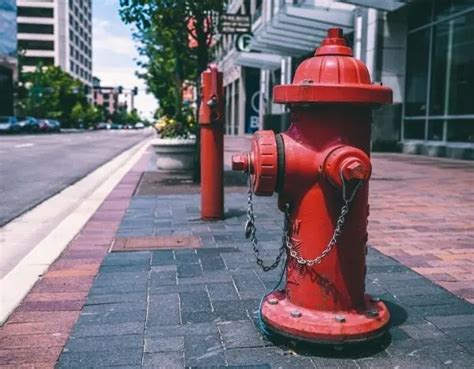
[344, 161, 368, 181]
[231, 154, 249, 173]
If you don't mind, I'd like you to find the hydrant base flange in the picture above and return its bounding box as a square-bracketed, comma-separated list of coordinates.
[261, 291, 390, 344]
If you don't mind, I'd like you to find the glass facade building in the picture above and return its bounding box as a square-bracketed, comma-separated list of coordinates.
[404, 1, 474, 145]
[0, 0, 17, 115]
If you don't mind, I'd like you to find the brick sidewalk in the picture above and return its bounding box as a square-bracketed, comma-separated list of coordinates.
[1, 138, 473, 368]
[56, 193, 473, 368]
[369, 154, 474, 304]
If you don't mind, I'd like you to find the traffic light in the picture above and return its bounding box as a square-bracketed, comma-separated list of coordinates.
[118, 85, 123, 94]
[133, 87, 138, 95]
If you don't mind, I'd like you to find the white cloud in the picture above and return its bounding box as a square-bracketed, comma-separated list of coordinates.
[93, 16, 158, 120]
[93, 18, 136, 57]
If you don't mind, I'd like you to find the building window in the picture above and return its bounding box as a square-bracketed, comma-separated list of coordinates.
[18, 40, 54, 51]
[23, 56, 54, 67]
[18, 7, 54, 18]
[404, 1, 474, 143]
[18, 24, 54, 35]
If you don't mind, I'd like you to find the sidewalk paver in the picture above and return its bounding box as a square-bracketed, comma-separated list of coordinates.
[55, 191, 473, 368]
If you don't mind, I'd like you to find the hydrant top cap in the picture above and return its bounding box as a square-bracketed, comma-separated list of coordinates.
[315, 28, 352, 57]
[272, 27, 393, 105]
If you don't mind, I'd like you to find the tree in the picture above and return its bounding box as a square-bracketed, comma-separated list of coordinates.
[16, 65, 89, 127]
[119, 1, 225, 180]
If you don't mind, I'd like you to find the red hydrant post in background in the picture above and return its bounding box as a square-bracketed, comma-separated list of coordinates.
[232, 28, 393, 344]
[199, 65, 224, 220]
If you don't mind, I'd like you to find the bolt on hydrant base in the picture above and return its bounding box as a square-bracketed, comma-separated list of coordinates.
[261, 292, 390, 344]
[232, 28, 393, 345]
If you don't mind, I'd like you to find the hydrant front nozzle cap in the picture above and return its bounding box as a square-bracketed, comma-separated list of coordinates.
[315, 28, 352, 57]
[231, 154, 249, 173]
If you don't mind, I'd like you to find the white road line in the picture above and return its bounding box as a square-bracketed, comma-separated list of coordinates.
[14, 143, 35, 148]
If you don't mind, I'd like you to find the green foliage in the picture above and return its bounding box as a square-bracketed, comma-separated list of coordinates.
[16, 65, 89, 127]
[111, 106, 129, 124]
[155, 106, 196, 139]
[119, 0, 225, 136]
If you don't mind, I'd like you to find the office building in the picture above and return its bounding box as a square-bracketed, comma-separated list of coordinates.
[216, 0, 474, 159]
[17, 0, 92, 86]
[0, 0, 17, 115]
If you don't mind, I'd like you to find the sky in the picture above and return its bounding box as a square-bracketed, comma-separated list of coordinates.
[93, 0, 158, 120]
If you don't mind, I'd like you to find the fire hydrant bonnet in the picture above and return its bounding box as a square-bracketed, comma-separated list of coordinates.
[273, 28, 392, 105]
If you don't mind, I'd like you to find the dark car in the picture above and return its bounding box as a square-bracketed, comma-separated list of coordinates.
[0, 116, 20, 134]
[46, 119, 61, 132]
[17, 116, 39, 133]
[37, 119, 61, 133]
[38, 119, 50, 132]
[111, 123, 123, 130]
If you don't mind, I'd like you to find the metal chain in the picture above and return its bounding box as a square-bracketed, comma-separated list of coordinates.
[245, 178, 288, 272]
[285, 173, 363, 266]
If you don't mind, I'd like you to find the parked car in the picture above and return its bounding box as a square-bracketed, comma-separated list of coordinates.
[134, 122, 145, 129]
[46, 119, 61, 132]
[95, 122, 110, 130]
[38, 119, 51, 133]
[17, 116, 39, 133]
[0, 116, 21, 134]
[111, 123, 123, 130]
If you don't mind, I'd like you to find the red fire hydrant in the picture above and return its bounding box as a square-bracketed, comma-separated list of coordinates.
[232, 28, 392, 344]
[199, 65, 224, 220]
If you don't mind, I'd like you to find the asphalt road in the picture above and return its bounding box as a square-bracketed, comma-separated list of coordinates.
[0, 129, 152, 226]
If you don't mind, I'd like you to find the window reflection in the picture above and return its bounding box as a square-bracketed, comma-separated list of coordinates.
[404, 29, 430, 116]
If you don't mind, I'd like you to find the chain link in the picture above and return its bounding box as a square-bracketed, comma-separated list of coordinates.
[245, 172, 363, 270]
[245, 178, 288, 272]
[285, 173, 363, 266]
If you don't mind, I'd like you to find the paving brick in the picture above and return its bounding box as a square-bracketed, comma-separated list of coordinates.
[0, 347, 63, 366]
[147, 293, 180, 327]
[57, 348, 143, 368]
[181, 311, 217, 324]
[151, 250, 175, 266]
[201, 254, 227, 271]
[71, 322, 144, 337]
[143, 352, 184, 369]
[64, 334, 143, 352]
[400, 323, 445, 339]
[180, 291, 212, 313]
[85, 292, 147, 304]
[149, 270, 177, 287]
[175, 249, 200, 264]
[225, 346, 316, 369]
[425, 314, 474, 329]
[146, 322, 219, 337]
[177, 263, 202, 278]
[207, 282, 240, 302]
[218, 320, 264, 349]
[0, 333, 67, 349]
[213, 300, 249, 321]
[184, 334, 226, 367]
[144, 336, 184, 352]
[232, 273, 266, 299]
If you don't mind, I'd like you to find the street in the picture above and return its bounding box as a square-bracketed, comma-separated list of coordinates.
[0, 129, 152, 226]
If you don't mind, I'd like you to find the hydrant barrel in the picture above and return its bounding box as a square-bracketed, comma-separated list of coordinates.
[232, 28, 393, 344]
[199, 65, 224, 220]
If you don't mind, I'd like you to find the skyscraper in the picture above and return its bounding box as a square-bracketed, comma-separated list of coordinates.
[0, 0, 17, 115]
[17, 0, 92, 86]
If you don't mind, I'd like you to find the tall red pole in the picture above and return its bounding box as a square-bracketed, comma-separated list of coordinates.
[199, 65, 224, 220]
